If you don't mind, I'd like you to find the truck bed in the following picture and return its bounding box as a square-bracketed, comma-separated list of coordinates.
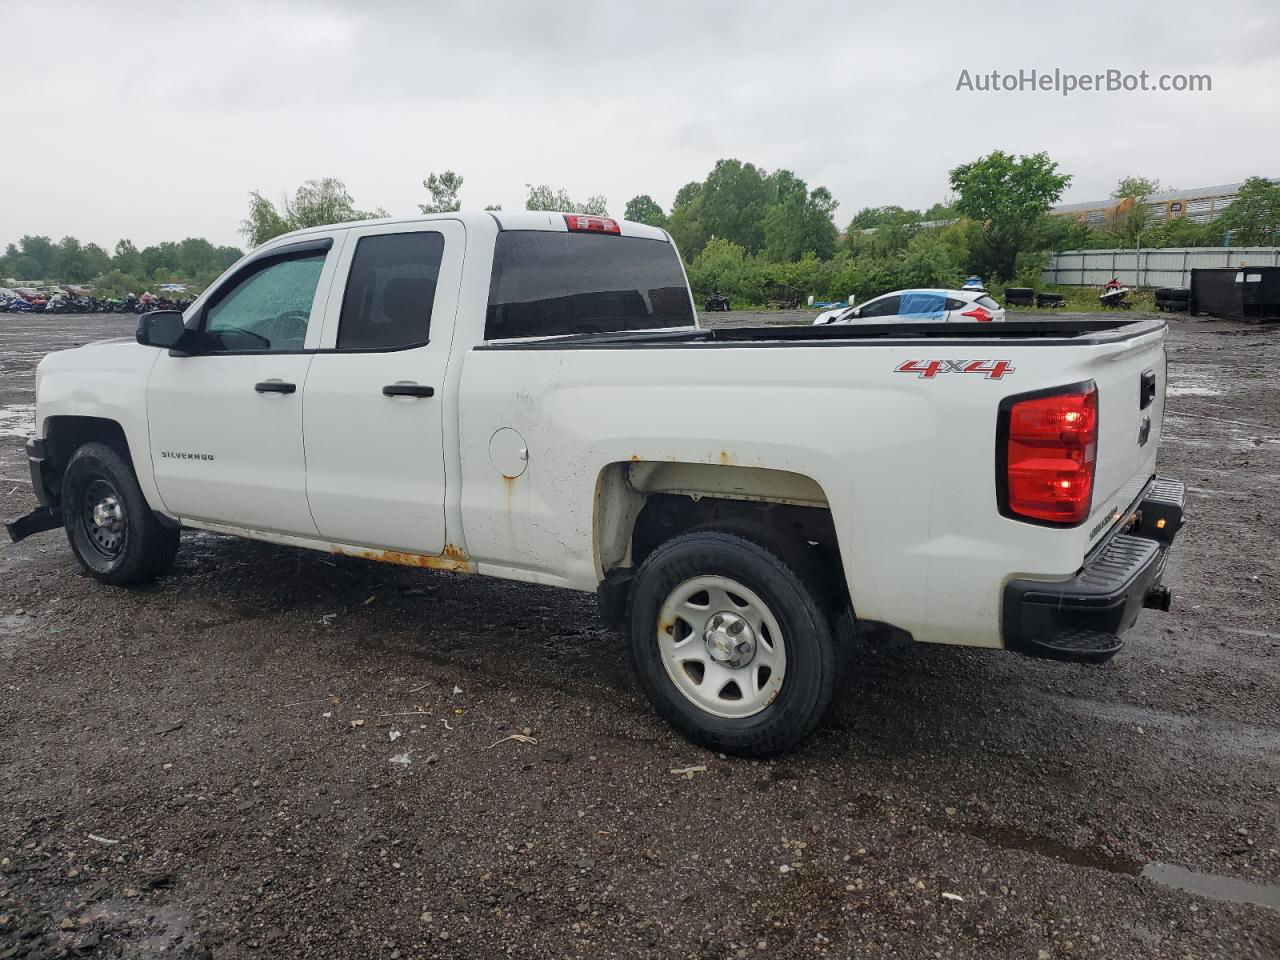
[474, 317, 1167, 349]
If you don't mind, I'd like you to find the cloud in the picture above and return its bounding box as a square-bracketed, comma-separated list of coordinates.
[4, 0, 1276, 248]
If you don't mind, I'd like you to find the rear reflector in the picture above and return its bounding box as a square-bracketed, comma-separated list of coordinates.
[564, 214, 620, 234]
[999, 382, 1098, 525]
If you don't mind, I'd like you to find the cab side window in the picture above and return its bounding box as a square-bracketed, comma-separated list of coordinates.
[203, 252, 326, 353]
[337, 232, 444, 350]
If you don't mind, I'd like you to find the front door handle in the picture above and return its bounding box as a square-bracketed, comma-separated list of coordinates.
[255, 381, 297, 394]
[382, 383, 435, 398]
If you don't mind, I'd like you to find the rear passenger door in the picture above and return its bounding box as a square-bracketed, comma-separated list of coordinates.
[303, 220, 465, 554]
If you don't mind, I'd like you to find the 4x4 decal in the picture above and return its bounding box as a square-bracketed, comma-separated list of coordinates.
[894, 359, 1015, 380]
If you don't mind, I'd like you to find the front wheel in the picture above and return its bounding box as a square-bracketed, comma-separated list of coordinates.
[626, 528, 838, 756]
[62, 442, 180, 585]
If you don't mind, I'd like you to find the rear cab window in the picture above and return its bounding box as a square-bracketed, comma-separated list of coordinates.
[485, 231, 695, 340]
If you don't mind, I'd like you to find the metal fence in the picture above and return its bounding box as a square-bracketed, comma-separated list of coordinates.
[1042, 247, 1280, 288]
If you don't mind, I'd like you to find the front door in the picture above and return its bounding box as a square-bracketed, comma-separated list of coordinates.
[147, 236, 342, 535]
[302, 220, 465, 554]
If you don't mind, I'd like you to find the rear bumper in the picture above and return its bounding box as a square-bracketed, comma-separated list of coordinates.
[4, 438, 62, 544]
[1002, 476, 1185, 663]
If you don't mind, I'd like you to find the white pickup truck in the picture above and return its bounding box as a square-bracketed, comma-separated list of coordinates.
[7, 212, 1184, 755]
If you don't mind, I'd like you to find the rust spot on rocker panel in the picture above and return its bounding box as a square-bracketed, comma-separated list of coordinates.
[330, 543, 476, 574]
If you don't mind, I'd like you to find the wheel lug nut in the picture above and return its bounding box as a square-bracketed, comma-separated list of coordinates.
[727, 621, 742, 635]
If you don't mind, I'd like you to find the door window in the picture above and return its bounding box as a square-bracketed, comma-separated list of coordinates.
[857, 295, 901, 319]
[337, 232, 445, 350]
[898, 292, 946, 317]
[203, 252, 326, 353]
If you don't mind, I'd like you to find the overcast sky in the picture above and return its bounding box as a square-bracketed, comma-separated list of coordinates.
[5, 0, 1277, 251]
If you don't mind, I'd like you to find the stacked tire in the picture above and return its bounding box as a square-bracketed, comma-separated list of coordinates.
[1155, 287, 1190, 312]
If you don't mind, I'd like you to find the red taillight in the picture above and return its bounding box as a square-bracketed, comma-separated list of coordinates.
[1000, 383, 1097, 525]
[563, 214, 620, 234]
[961, 306, 993, 322]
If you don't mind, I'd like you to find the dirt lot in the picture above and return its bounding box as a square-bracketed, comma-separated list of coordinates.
[1, 311, 1278, 959]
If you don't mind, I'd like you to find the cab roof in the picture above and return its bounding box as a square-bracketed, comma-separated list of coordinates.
[260, 211, 670, 250]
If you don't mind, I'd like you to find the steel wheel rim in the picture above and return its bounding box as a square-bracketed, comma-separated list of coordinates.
[657, 575, 786, 719]
[81, 476, 126, 560]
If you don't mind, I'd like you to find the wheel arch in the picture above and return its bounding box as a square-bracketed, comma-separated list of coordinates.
[40, 416, 132, 503]
[593, 460, 850, 625]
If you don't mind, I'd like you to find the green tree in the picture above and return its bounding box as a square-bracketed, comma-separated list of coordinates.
[241, 191, 292, 246]
[54, 236, 90, 282]
[847, 206, 919, 231]
[949, 150, 1071, 280]
[699, 159, 771, 254]
[90, 269, 146, 299]
[666, 182, 708, 260]
[923, 201, 958, 221]
[419, 170, 464, 214]
[113, 239, 143, 275]
[1217, 176, 1280, 246]
[1145, 216, 1214, 248]
[687, 238, 759, 303]
[762, 184, 838, 261]
[623, 194, 667, 228]
[1111, 176, 1162, 200]
[241, 178, 387, 247]
[525, 184, 608, 215]
[0, 236, 56, 279]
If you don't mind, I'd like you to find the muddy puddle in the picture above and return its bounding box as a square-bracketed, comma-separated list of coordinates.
[955, 822, 1279, 912]
[0, 403, 35, 438]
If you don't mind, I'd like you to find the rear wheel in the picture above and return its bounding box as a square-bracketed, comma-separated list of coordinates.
[626, 527, 838, 756]
[62, 442, 179, 585]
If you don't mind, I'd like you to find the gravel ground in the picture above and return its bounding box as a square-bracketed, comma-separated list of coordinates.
[0, 311, 1278, 959]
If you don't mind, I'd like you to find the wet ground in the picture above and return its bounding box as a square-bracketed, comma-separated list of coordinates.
[0, 311, 1278, 959]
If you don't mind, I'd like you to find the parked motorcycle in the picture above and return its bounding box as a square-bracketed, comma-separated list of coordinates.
[704, 291, 731, 312]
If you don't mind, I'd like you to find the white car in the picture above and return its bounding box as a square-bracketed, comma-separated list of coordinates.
[815, 288, 1006, 325]
[8, 212, 1181, 756]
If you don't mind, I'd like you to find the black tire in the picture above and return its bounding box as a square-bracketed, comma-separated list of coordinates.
[626, 526, 838, 756]
[1155, 286, 1191, 301]
[62, 442, 180, 585]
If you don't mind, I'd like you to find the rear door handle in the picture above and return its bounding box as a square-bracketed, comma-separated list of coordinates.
[255, 381, 296, 394]
[382, 383, 435, 398]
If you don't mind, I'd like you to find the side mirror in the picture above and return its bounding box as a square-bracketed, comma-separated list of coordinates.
[135, 310, 189, 350]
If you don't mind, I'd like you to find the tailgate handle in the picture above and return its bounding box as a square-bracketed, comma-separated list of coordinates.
[1139, 368, 1157, 409]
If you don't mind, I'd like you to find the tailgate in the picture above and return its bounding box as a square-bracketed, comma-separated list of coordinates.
[1081, 327, 1166, 544]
